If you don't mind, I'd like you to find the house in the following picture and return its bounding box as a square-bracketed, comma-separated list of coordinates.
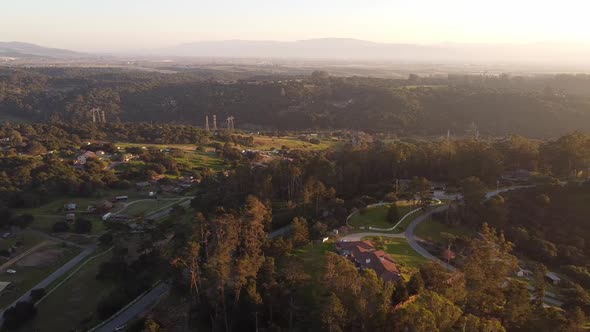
[76, 151, 97, 165]
[63, 203, 77, 211]
[95, 200, 114, 212]
[545, 272, 561, 285]
[122, 154, 135, 162]
[336, 240, 402, 282]
[516, 268, 533, 278]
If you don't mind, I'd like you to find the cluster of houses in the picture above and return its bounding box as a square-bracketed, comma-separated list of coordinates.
[516, 266, 562, 285]
[136, 176, 199, 195]
[336, 240, 403, 282]
[74, 149, 136, 168]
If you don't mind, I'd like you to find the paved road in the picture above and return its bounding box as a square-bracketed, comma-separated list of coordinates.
[269, 225, 292, 239]
[340, 232, 405, 242]
[0, 244, 97, 315]
[339, 185, 563, 306]
[403, 205, 457, 271]
[94, 283, 170, 332]
[144, 198, 193, 221]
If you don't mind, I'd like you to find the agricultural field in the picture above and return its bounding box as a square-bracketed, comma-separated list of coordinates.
[0, 242, 81, 308]
[17, 251, 116, 332]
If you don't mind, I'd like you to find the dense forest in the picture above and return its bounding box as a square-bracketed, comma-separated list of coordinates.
[4, 68, 590, 137]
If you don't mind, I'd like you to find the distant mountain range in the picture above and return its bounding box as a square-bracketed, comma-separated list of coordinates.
[0, 42, 84, 59]
[151, 38, 590, 65]
[3, 39, 590, 67]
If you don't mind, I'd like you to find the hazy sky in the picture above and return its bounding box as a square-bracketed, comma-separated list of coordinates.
[2, 0, 590, 51]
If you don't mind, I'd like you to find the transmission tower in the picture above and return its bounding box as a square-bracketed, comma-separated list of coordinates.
[90, 107, 105, 124]
[226, 116, 235, 130]
[205, 116, 210, 132]
[213, 115, 217, 131]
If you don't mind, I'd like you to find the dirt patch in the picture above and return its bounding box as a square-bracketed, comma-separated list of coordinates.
[16, 248, 64, 268]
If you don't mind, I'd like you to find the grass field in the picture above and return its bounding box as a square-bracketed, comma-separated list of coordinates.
[348, 203, 417, 232]
[115, 142, 227, 172]
[12, 189, 149, 236]
[365, 237, 427, 278]
[121, 200, 164, 216]
[0, 231, 44, 252]
[18, 252, 116, 332]
[292, 242, 334, 280]
[252, 136, 339, 151]
[414, 218, 473, 244]
[0, 243, 81, 308]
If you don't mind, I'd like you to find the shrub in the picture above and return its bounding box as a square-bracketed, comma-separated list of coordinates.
[52, 221, 69, 233]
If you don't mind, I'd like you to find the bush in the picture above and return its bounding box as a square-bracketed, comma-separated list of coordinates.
[74, 218, 93, 234]
[3, 301, 37, 330]
[52, 221, 69, 233]
[309, 138, 321, 144]
[14, 214, 34, 229]
[99, 233, 113, 246]
[30, 288, 45, 302]
[97, 290, 129, 320]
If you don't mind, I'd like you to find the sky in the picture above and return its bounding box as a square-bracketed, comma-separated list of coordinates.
[1, 0, 590, 52]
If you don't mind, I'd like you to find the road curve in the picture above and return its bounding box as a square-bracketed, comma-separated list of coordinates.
[403, 205, 456, 271]
[93, 282, 170, 332]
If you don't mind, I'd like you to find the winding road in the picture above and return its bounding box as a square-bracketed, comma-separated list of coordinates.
[341, 185, 562, 306]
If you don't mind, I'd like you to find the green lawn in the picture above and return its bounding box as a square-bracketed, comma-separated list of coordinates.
[122, 200, 167, 216]
[0, 244, 81, 308]
[414, 218, 473, 245]
[292, 242, 334, 280]
[17, 252, 116, 332]
[365, 237, 427, 278]
[348, 203, 417, 232]
[177, 150, 226, 170]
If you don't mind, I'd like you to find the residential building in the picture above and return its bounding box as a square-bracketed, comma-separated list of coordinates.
[336, 240, 402, 282]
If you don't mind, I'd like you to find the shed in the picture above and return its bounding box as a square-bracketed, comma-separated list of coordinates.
[545, 272, 561, 285]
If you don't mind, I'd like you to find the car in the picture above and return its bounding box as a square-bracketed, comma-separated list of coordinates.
[2, 233, 10, 239]
[6, 269, 16, 274]
[114, 324, 127, 331]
